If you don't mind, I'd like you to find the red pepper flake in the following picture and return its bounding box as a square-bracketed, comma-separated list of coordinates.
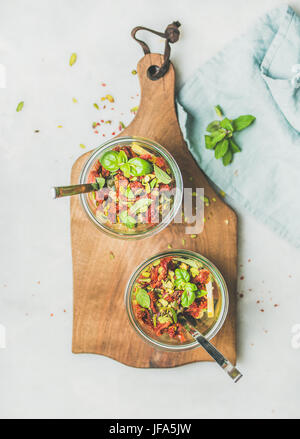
[50, 313, 54, 317]
[63, 309, 67, 313]
[257, 300, 260, 304]
[103, 105, 106, 109]
[94, 130, 99, 134]
[102, 134, 106, 137]
[248, 258, 251, 262]
[101, 83, 106, 86]
[274, 304, 279, 308]
[240, 276, 244, 280]
[101, 119, 104, 123]
[37, 281, 40, 285]
[260, 309, 264, 312]
[112, 132, 116, 135]
[239, 294, 244, 298]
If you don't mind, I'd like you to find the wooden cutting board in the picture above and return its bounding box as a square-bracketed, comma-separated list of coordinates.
[71, 53, 237, 367]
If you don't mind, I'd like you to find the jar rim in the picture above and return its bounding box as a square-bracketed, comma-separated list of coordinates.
[124, 249, 229, 351]
[79, 136, 183, 240]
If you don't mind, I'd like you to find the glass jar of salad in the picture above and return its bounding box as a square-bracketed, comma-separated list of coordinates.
[125, 250, 229, 351]
[80, 137, 183, 239]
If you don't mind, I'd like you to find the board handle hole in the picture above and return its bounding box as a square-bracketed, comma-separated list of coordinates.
[147, 65, 160, 81]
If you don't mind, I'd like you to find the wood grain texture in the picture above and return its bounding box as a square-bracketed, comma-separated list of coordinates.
[71, 53, 237, 367]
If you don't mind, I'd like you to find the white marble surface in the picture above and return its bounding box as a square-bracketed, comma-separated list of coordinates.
[1, 0, 300, 419]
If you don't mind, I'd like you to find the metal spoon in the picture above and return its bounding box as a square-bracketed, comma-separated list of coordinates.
[51, 183, 100, 199]
[178, 313, 243, 383]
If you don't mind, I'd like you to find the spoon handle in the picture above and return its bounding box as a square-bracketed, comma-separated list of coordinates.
[52, 183, 98, 199]
[180, 316, 243, 383]
[194, 332, 243, 382]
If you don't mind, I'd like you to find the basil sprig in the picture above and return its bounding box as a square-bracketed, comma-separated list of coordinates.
[153, 164, 172, 184]
[100, 150, 153, 176]
[205, 106, 255, 166]
[174, 268, 199, 308]
[136, 288, 150, 308]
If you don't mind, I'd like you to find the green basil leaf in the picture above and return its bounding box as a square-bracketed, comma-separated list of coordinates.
[220, 117, 233, 132]
[232, 115, 256, 131]
[153, 164, 172, 184]
[119, 210, 137, 229]
[120, 163, 131, 178]
[222, 149, 233, 166]
[205, 135, 214, 150]
[206, 120, 220, 132]
[128, 157, 153, 176]
[175, 268, 190, 283]
[211, 130, 227, 148]
[100, 151, 119, 172]
[184, 282, 197, 293]
[181, 290, 196, 308]
[214, 105, 223, 117]
[174, 279, 186, 289]
[130, 198, 153, 215]
[118, 150, 128, 164]
[215, 139, 229, 159]
[96, 177, 105, 190]
[229, 139, 241, 153]
[136, 289, 150, 308]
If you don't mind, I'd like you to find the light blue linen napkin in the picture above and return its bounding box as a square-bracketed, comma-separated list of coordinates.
[177, 4, 300, 248]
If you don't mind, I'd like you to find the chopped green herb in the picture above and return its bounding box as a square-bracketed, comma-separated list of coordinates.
[69, 53, 77, 66]
[16, 101, 24, 112]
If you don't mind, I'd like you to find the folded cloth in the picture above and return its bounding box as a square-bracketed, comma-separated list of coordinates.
[177, 4, 300, 248]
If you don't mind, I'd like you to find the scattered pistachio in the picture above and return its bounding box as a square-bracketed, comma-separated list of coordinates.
[191, 234, 197, 238]
[212, 197, 216, 202]
[16, 101, 24, 112]
[93, 103, 99, 110]
[130, 106, 139, 113]
[72, 97, 78, 103]
[106, 95, 114, 103]
[80, 144, 86, 149]
[109, 251, 115, 260]
[220, 190, 226, 198]
[131, 69, 137, 75]
[69, 53, 77, 66]
[57, 125, 63, 128]
[182, 239, 186, 245]
[167, 244, 172, 249]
